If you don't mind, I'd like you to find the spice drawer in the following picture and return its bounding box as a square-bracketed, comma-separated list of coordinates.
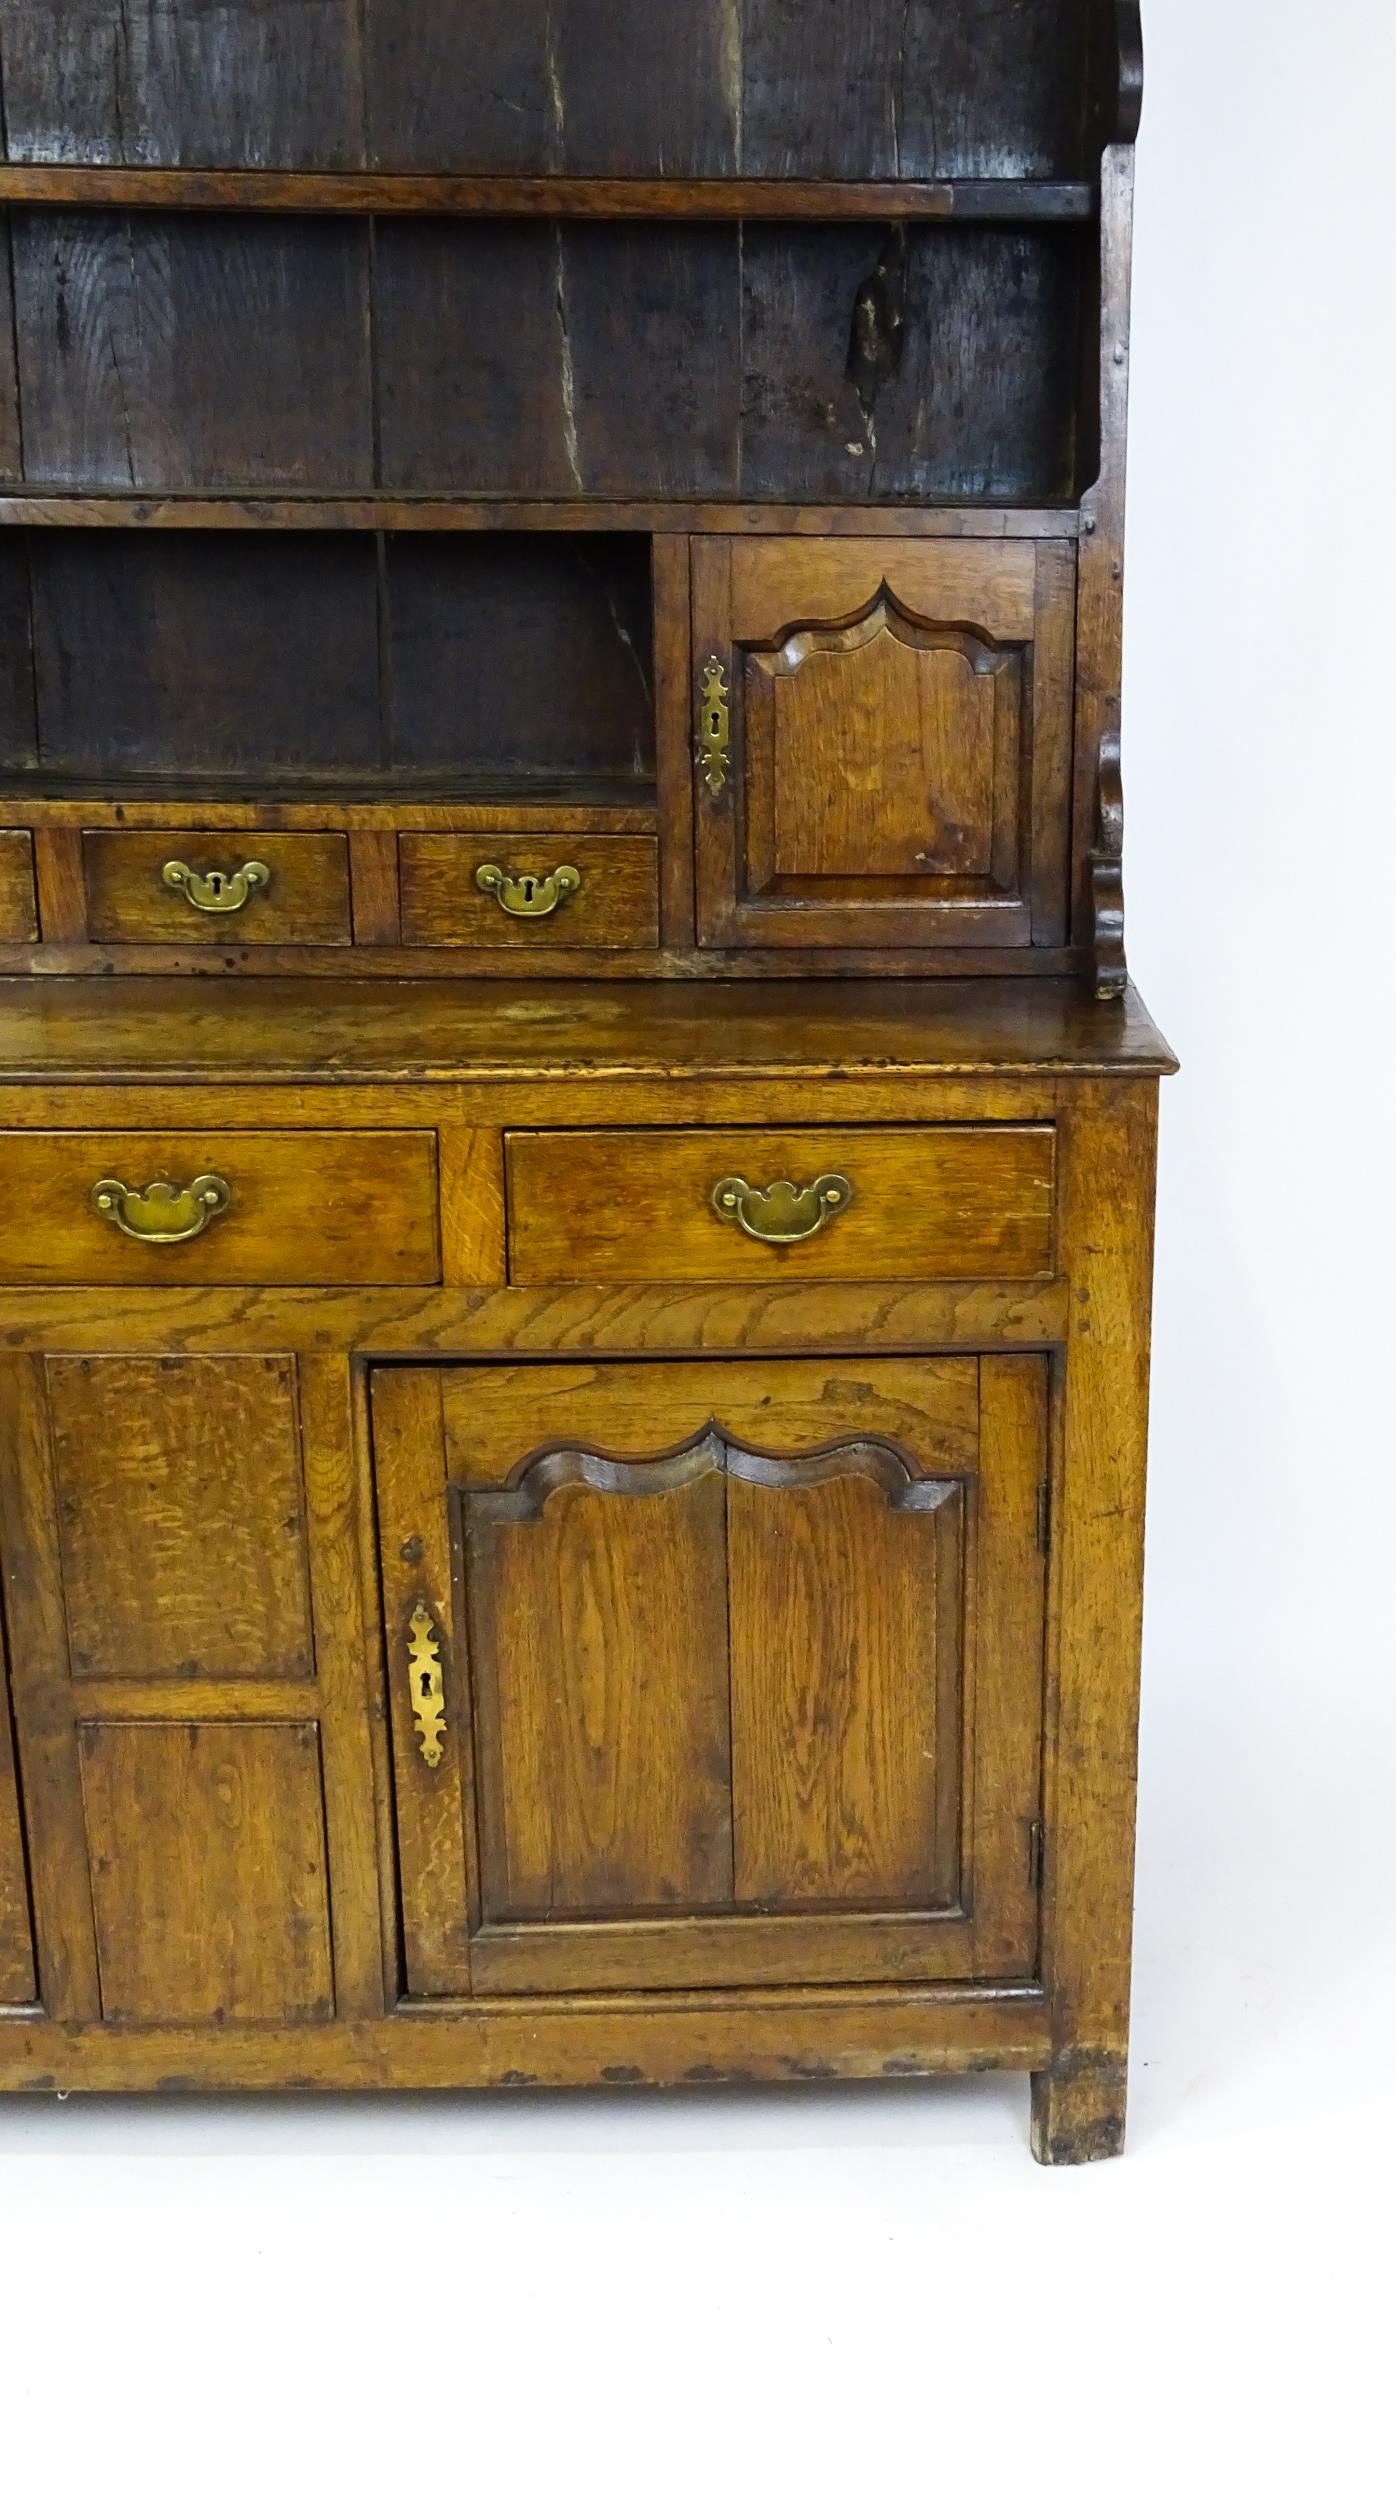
[0, 1130, 442, 1285]
[399, 834, 659, 950]
[83, 831, 352, 946]
[505, 1126, 1057, 1283]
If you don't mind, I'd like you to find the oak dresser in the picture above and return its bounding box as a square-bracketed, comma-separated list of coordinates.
[0, 1, 1170, 2162]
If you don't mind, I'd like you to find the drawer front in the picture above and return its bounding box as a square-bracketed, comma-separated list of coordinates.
[0, 830, 38, 943]
[83, 831, 352, 945]
[0, 1131, 442, 1285]
[400, 834, 659, 950]
[506, 1127, 1056, 1283]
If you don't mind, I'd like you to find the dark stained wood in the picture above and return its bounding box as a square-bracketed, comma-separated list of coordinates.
[28, 533, 382, 778]
[367, 0, 740, 179]
[0, 496, 1083, 537]
[0, 541, 36, 769]
[505, 1126, 1057, 1285]
[45, 1354, 314, 1681]
[384, 534, 656, 781]
[13, 216, 373, 491]
[0, 220, 20, 484]
[0, 0, 365, 170]
[0, 169, 1098, 217]
[741, 0, 1093, 181]
[79, 1720, 335, 2022]
[742, 223, 1085, 503]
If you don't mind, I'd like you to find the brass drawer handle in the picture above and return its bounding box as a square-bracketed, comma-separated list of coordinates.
[91, 1173, 232, 1245]
[475, 863, 581, 920]
[162, 858, 271, 915]
[711, 1173, 854, 1246]
[406, 1601, 447, 1769]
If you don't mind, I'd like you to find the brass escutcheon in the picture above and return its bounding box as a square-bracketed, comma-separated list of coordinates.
[406, 1601, 447, 1769]
[475, 863, 582, 919]
[710, 1173, 855, 1246]
[697, 656, 731, 794]
[162, 858, 272, 914]
[91, 1173, 233, 1245]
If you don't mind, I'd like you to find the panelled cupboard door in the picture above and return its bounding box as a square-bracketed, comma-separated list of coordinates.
[0, 1354, 380, 2026]
[373, 1357, 1048, 1998]
[693, 538, 1076, 951]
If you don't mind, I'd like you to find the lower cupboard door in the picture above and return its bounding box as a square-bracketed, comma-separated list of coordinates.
[372, 1357, 1048, 1999]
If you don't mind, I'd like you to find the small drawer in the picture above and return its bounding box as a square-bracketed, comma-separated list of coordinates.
[506, 1126, 1057, 1283]
[0, 830, 38, 943]
[83, 831, 352, 945]
[400, 834, 659, 950]
[0, 1131, 443, 1285]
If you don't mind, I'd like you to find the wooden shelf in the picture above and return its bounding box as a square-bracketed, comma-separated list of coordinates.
[0, 168, 1096, 222]
[0, 495, 1085, 539]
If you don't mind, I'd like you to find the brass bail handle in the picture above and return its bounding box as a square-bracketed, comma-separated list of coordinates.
[91, 1173, 233, 1246]
[162, 858, 272, 915]
[711, 1173, 854, 1246]
[475, 863, 582, 920]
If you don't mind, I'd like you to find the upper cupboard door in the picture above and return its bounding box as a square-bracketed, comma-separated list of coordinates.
[693, 539, 1076, 952]
[372, 1356, 1048, 1999]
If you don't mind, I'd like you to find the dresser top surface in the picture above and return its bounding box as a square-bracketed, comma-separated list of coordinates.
[0, 979, 1175, 1084]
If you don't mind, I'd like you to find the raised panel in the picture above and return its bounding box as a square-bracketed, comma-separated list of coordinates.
[750, 613, 1022, 890]
[0, 831, 39, 944]
[729, 1459, 963, 1910]
[46, 1356, 314, 1682]
[465, 1446, 734, 1921]
[383, 1355, 1046, 1994]
[78, 1721, 334, 2023]
[694, 538, 1075, 951]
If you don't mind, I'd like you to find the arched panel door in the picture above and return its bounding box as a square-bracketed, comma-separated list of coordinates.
[693, 538, 1076, 952]
[372, 1355, 1049, 1999]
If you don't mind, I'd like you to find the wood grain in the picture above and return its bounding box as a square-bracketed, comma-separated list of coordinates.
[370, 1367, 475, 1998]
[83, 831, 352, 947]
[0, 1608, 37, 2003]
[505, 1126, 1056, 1285]
[400, 836, 658, 951]
[45, 1354, 314, 1682]
[0, 830, 38, 942]
[0, 1129, 442, 1287]
[78, 1720, 335, 2023]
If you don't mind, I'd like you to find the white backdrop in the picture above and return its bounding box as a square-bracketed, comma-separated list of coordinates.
[3, 8, 1393, 2494]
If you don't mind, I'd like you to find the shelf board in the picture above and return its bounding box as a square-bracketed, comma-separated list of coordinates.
[0, 168, 1096, 222]
[0, 771, 659, 824]
[0, 494, 1084, 539]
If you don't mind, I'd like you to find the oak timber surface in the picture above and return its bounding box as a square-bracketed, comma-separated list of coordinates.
[0, 979, 1175, 1083]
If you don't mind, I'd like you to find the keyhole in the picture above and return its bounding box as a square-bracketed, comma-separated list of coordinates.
[207, 872, 226, 899]
[419, 1672, 433, 1699]
[520, 877, 537, 903]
